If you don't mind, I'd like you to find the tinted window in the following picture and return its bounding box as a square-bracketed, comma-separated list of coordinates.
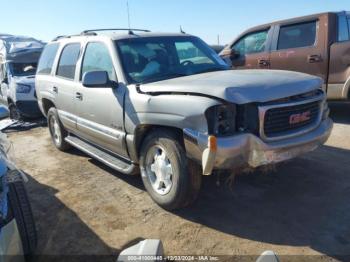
[232, 30, 268, 55]
[81, 42, 116, 81]
[338, 15, 349, 41]
[37, 43, 59, 75]
[278, 21, 317, 50]
[57, 43, 81, 79]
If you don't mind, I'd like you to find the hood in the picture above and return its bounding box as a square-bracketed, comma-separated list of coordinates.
[140, 70, 323, 104]
[12, 75, 35, 86]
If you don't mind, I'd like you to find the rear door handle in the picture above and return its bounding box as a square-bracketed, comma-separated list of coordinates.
[258, 59, 270, 67]
[308, 54, 322, 63]
[53, 86, 58, 93]
[76, 92, 83, 100]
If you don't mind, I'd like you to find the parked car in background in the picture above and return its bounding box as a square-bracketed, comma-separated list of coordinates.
[36, 29, 332, 210]
[0, 132, 37, 261]
[220, 11, 350, 101]
[0, 34, 45, 119]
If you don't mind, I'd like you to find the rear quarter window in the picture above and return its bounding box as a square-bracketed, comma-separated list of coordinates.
[338, 15, 349, 42]
[37, 43, 60, 75]
[56, 43, 81, 80]
[277, 21, 317, 50]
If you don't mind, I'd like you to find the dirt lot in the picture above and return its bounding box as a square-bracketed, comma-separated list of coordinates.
[5, 102, 350, 261]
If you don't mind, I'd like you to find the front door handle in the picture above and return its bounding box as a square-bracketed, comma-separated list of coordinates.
[308, 54, 322, 63]
[76, 92, 83, 100]
[258, 59, 270, 67]
[53, 86, 58, 94]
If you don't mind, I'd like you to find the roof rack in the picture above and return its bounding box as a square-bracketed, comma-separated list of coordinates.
[52, 35, 68, 41]
[52, 34, 81, 41]
[52, 28, 151, 42]
[80, 28, 151, 36]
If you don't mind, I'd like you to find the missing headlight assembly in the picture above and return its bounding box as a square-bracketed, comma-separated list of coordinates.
[206, 104, 236, 136]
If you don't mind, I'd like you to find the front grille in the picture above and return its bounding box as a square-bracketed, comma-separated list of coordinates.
[263, 101, 320, 138]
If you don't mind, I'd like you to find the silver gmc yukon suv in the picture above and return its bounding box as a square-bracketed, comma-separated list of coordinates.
[35, 29, 333, 210]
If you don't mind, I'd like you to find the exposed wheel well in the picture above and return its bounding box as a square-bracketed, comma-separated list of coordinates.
[42, 99, 56, 116]
[135, 125, 184, 159]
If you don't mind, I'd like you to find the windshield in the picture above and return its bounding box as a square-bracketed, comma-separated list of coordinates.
[115, 36, 228, 84]
[9, 62, 38, 77]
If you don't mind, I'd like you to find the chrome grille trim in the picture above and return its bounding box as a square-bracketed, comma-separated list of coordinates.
[259, 92, 325, 142]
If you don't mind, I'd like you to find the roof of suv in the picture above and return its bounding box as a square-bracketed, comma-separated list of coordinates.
[52, 30, 194, 43]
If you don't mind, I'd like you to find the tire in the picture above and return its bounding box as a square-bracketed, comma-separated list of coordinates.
[9, 103, 23, 121]
[47, 107, 71, 151]
[139, 129, 202, 210]
[7, 170, 37, 255]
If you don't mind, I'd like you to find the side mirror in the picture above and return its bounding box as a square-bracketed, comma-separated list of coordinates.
[220, 48, 240, 60]
[82, 71, 110, 88]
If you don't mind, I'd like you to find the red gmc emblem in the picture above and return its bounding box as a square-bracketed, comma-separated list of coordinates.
[289, 111, 311, 125]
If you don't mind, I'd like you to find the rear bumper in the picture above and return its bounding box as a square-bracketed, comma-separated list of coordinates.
[184, 118, 333, 175]
[15, 101, 42, 118]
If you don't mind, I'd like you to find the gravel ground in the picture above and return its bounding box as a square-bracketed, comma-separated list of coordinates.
[5, 102, 350, 262]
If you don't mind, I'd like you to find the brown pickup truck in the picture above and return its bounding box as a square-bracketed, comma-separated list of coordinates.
[220, 11, 350, 101]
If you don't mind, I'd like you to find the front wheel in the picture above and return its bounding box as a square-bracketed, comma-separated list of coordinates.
[139, 130, 202, 210]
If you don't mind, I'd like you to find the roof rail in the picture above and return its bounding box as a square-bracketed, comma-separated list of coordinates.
[80, 28, 151, 36]
[52, 28, 151, 42]
[52, 34, 81, 41]
[52, 35, 68, 41]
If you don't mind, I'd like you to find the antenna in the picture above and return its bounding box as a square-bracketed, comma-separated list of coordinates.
[126, 0, 132, 34]
[180, 26, 186, 34]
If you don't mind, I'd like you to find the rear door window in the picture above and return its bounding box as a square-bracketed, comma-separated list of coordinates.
[277, 21, 317, 50]
[232, 30, 268, 55]
[37, 43, 59, 75]
[56, 43, 81, 80]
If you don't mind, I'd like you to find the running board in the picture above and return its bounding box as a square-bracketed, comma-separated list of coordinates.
[65, 136, 136, 175]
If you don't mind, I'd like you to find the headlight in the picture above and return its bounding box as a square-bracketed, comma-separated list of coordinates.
[16, 84, 32, 94]
[206, 104, 236, 136]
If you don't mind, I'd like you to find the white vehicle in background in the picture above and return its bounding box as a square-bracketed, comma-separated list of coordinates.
[0, 131, 37, 261]
[0, 34, 44, 120]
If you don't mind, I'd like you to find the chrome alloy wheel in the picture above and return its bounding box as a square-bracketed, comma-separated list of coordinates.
[145, 145, 173, 195]
[49, 116, 61, 146]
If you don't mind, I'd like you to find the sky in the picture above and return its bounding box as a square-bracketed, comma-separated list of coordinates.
[0, 0, 348, 45]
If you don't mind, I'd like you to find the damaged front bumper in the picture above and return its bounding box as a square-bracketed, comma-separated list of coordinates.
[184, 118, 333, 175]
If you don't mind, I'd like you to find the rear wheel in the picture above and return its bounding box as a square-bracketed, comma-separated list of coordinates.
[47, 107, 71, 151]
[8, 170, 37, 255]
[139, 130, 202, 210]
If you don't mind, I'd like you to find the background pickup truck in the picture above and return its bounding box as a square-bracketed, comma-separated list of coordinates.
[220, 11, 350, 101]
